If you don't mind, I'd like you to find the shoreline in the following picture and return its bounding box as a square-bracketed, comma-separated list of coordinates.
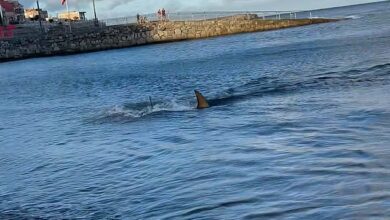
[0, 17, 340, 63]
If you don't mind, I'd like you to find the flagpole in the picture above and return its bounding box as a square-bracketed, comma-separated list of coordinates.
[36, 0, 43, 33]
[92, 0, 98, 26]
[66, 0, 72, 33]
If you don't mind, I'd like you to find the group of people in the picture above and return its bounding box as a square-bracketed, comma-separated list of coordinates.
[135, 8, 168, 24]
[157, 8, 167, 21]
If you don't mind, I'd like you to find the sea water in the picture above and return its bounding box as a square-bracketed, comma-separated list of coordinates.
[1, 2, 389, 219]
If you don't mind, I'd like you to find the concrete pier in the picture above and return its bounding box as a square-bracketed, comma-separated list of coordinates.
[0, 16, 339, 62]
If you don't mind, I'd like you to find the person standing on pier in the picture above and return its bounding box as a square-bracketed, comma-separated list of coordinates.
[157, 9, 162, 21]
[162, 8, 166, 21]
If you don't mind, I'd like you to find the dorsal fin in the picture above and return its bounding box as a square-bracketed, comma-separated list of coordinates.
[195, 90, 210, 109]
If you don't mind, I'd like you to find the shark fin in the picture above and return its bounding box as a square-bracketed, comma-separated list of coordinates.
[195, 90, 210, 109]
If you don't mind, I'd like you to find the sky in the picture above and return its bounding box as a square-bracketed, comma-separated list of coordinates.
[19, 0, 382, 19]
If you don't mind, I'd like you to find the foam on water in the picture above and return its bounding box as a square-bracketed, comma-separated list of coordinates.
[345, 15, 362, 19]
[95, 100, 194, 122]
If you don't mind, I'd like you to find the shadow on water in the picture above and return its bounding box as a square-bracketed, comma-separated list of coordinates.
[209, 62, 390, 106]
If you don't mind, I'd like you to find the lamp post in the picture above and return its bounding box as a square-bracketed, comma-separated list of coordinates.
[65, 0, 72, 33]
[0, 5, 4, 26]
[36, 0, 43, 33]
[92, 0, 98, 26]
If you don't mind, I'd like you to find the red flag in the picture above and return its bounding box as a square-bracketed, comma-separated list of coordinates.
[61, 0, 66, 5]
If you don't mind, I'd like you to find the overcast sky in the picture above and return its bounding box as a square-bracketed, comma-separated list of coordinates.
[19, 0, 382, 19]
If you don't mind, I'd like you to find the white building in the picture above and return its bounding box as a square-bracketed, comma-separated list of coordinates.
[58, 11, 86, 21]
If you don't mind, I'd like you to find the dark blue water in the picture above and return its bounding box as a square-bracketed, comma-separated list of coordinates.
[1, 2, 390, 219]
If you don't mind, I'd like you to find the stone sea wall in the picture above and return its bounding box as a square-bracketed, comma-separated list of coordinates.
[0, 17, 338, 62]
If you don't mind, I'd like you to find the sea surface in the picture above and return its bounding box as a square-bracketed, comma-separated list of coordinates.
[1, 2, 390, 219]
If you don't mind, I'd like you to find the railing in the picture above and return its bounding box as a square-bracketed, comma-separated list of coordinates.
[101, 10, 310, 26]
[0, 20, 106, 40]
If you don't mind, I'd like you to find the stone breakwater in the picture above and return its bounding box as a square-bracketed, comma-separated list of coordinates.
[0, 17, 338, 62]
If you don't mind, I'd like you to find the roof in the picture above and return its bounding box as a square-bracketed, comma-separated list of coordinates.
[0, 0, 15, 12]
